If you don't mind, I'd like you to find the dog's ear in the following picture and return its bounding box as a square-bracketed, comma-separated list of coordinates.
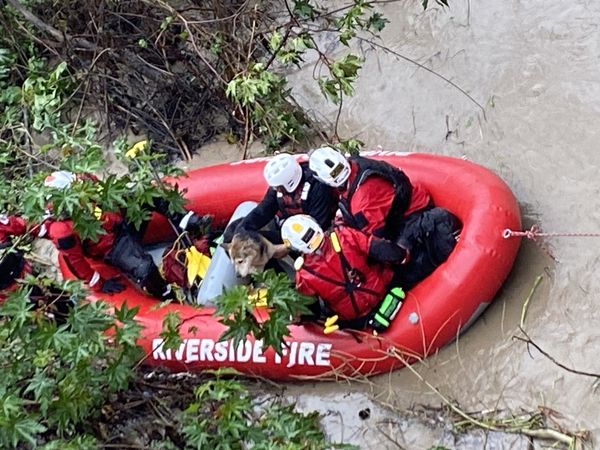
[270, 243, 289, 259]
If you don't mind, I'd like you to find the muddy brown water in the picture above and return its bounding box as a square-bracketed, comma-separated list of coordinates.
[124, 1, 600, 447]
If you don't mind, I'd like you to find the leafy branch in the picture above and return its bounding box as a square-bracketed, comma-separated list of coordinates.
[0, 280, 142, 447]
[214, 269, 316, 354]
[223, 0, 395, 151]
[181, 369, 354, 450]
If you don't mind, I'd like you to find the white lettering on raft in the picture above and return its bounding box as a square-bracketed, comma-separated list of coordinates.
[152, 339, 332, 367]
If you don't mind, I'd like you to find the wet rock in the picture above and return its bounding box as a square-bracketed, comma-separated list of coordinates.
[290, 392, 536, 450]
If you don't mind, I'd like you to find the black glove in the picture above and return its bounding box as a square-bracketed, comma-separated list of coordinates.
[99, 276, 126, 294]
[369, 238, 410, 264]
[179, 212, 212, 235]
[151, 197, 171, 217]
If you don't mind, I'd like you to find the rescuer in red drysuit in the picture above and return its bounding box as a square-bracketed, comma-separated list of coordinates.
[282, 210, 460, 330]
[281, 214, 410, 329]
[224, 153, 338, 245]
[0, 213, 77, 321]
[308, 147, 431, 240]
[40, 170, 211, 299]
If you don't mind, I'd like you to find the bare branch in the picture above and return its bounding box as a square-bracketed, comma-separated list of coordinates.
[514, 328, 600, 379]
[6, 0, 96, 50]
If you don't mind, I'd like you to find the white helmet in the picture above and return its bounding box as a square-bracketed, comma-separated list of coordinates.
[281, 214, 324, 254]
[308, 147, 351, 187]
[44, 170, 76, 189]
[263, 154, 303, 193]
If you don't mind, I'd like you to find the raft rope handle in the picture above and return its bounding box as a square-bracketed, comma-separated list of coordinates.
[503, 224, 600, 240]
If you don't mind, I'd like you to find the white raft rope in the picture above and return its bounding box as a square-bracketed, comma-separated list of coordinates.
[503, 224, 600, 262]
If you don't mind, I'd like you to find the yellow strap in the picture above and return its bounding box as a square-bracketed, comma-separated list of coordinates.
[330, 231, 341, 253]
[323, 315, 339, 334]
[197, 253, 211, 278]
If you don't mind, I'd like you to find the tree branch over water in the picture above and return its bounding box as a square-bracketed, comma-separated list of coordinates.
[514, 328, 600, 380]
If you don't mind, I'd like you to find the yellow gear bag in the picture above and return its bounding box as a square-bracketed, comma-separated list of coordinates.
[185, 247, 211, 285]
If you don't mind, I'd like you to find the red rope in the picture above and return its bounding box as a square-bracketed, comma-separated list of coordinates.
[503, 224, 600, 240]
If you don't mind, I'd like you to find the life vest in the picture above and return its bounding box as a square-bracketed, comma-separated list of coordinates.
[38, 211, 123, 283]
[339, 156, 413, 234]
[297, 226, 394, 320]
[276, 163, 313, 221]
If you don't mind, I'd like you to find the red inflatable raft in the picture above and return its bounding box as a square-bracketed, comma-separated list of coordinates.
[59, 152, 521, 380]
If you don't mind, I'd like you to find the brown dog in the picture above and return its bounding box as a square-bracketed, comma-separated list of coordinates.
[221, 229, 288, 279]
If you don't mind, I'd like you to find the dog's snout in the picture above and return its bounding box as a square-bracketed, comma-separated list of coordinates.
[235, 261, 252, 279]
[233, 261, 265, 283]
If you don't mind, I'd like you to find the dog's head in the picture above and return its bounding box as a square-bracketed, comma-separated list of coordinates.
[221, 230, 288, 279]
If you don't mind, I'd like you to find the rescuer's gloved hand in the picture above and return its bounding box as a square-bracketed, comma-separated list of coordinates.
[179, 212, 213, 236]
[96, 276, 126, 294]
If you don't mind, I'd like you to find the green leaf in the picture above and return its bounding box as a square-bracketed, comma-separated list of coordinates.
[24, 371, 55, 414]
[160, 16, 174, 31]
[13, 417, 46, 448]
[293, 0, 316, 20]
[0, 289, 34, 331]
[160, 311, 183, 351]
[338, 138, 364, 155]
[1, 86, 21, 104]
[114, 303, 140, 323]
[367, 12, 389, 32]
[339, 29, 354, 46]
[269, 30, 283, 51]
